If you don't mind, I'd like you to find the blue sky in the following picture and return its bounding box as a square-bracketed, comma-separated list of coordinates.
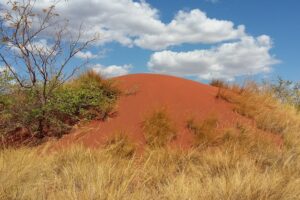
[1, 0, 299, 82]
[149, 0, 300, 81]
[98, 0, 300, 82]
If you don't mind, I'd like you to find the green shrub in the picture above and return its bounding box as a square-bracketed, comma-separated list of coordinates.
[0, 71, 121, 144]
[269, 77, 300, 111]
[142, 108, 177, 147]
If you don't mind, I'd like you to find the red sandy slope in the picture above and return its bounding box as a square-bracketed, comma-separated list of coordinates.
[54, 73, 279, 149]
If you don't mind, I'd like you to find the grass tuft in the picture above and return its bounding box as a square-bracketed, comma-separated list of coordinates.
[142, 108, 177, 147]
[104, 131, 137, 158]
[186, 115, 219, 146]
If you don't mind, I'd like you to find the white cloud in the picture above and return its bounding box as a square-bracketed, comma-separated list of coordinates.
[92, 64, 132, 78]
[75, 51, 98, 59]
[135, 9, 245, 50]
[148, 35, 279, 80]
[29, 39, 56, 56]
[6, 39, 55, 56]
[0, 0, 279, 79]
[27, 0, 165, 47]
[0, 1, 246, 50]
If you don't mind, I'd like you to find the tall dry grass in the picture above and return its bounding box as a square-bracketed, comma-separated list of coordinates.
[1, 136, 300, 200]
[142, 108, 177, 147]
[215, 81, 300, 148]
[186, 115, 219, 146]
[1, 81, 300, 199]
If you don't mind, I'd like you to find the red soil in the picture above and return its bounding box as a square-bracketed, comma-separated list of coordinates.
[53, 73, 281, 150]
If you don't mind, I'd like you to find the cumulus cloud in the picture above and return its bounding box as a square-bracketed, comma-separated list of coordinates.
[92, 64, 132, 78]
[0, 0, 279, 79]
[75, 51, 99, 59]
[0, 0, 246, 50]
[24, 0, 165, 47]
[135, 9, 245, 50]
[148, 35, 279, 80]
[5, 39, 55, 56]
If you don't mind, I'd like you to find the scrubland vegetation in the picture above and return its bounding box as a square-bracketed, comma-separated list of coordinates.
[0, 71, 120, 145]
[1, 79, 300, 200]
[142, 108, 177, 147]
[1, 1, 300, 199]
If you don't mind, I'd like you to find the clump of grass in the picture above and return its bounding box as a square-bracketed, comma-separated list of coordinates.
[142, 108, 177, 147]
[104, 131, 137, 158]
[186, 115, 218, 146]
[215, 81, 300, 138]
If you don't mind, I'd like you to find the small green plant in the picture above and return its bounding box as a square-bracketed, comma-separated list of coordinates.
[269, 77, 300, 111]
[142, 108, 177, 147]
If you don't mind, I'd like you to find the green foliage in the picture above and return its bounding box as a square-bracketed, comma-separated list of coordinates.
[0, 71, 120, 142]
[52, 71, 120, 122]
[0, 68, 14, 94]
[269, 77, 300, 111]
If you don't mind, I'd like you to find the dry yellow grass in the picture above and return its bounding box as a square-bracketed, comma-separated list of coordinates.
[186, 115, 219, 146]
[1, 136, 300, 200]
[142, 108, 177, 147]
[103, 131, 137, 158]
[1, 82, 300, 200]
[216, 81, 300, 137]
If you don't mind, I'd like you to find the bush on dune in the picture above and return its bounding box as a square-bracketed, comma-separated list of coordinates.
[0, 70, 120, 145]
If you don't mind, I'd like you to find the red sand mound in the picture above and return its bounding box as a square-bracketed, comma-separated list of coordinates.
[54, 74, 281, 149]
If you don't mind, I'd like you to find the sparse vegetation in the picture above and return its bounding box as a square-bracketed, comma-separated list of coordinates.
[142, 108, 177, 147]
[269, 77, 300, 111]
[212, 80, 300, 136]
[1, 0, 299, 199]
[0, 80, 300, 199]
[0, 0, 102, 142]
[0, 71, 120, 145]
[210, 79, 228, 88]
[186, 115, 219, 146]
[104, 131, 137, 158]
[0, 131, 299, 200]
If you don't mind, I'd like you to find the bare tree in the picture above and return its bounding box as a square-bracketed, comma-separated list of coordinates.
[0, 0, 97, 137]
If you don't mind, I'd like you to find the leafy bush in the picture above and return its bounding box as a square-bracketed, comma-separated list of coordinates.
[0, 71, 121, 144]
[269, 77, 300, 111]
[142, 108, 177, 147]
